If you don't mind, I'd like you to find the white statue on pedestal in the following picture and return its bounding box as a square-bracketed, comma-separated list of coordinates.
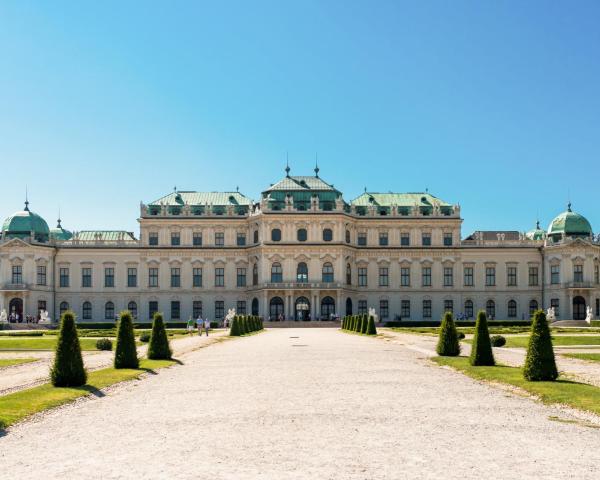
[224, 308, 236, 328]
[368, 307, 379, 324]
[546, 307, 556, 322]
[40, 310, 51, 323]
[585, 306, 593, 324]
[0, 309, 6, 323]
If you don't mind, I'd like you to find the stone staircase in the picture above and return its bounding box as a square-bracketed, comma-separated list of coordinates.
[264, 321, 341, 328]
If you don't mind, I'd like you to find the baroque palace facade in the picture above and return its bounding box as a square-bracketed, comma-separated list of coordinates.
[1, 167, 599, 324]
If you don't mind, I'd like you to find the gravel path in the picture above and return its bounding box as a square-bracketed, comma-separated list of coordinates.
[2, 328, 600, 479]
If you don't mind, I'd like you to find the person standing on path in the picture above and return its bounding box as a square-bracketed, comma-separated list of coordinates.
[187, 316, 195, 336]
[204, 318, 210, 336]
[196, 316, 203, 335]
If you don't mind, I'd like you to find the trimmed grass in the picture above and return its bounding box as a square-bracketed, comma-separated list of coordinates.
[504, 335, 600, 348]
[0, 359, 175, 429]
[433, 356, 600, 417]
[562, 353, 600, 363]
[0, 337, 102, 351]
[0, 358, 38, 368]
[391, 326, 600, 336]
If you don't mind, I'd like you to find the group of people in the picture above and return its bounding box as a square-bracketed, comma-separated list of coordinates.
[5, 312, 39, 323]
[186, 316, 211, 336]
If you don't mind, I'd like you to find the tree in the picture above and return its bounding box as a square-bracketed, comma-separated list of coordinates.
[360, 314, 368, 334]
[147, 312, 172, 360]
[436, 312, 460, 356]
[523, 310, 558, 381]
[366, 315, 377, 335]
[469, 310, 494, 366]
[50, 311, 87, 387]
[114, 310, 139, 369]
[342, 316, 348, 330]
[355, 315, 362, 333]
[240, 316, 248, 334]
[230, 315, 241, 336]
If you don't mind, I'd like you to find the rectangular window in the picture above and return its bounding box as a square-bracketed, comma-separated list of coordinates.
[443, 233, 453, 246]
[400, 233, 410, 246]
[170, 268, 181, 288]
[357, 233, 367, 246]
[401, 267, 410, 287]
[236, 233, 246, 246]
[171, 301, 180, 319]
[215, 232, 224, 246]
[379, 267, 389, 286]
[444, 300, 454, 314]
[237, 300, 247, 315]
[596, 298, 600, 317]
[59, 267, 69, 287]
[574, 265, 584, 283]
[423, 299, 432, 318]
[422, 233, 431, 246]
[443, 267, 453, 287]
[36, 265, 46, 285]
[170, 232, 180, 246]
[358, 267, 368, 287]
[529, 266, 539, 286]
[215, 300, 224, 320]
[104, 267, 115, 287]
[193, 301, 203, 318]
[215, 267, 224, 287]
[379, 300, 389, 319]
[379, 232, 388, 246]
[464, 267, 474, 287]
[551, 298, 560, 317]
[551, 265, 560, 285]
[193, 232, 202, 246]
[149, 232, 158, 246]
[401, 300, 410, 318]
[237, 268, 247, 287]
[422, 267, 432, 287]
[149, 267, 159, 287]
[358, 300, 368, 315]
[127, 268, 137, 287]
[149, 301, 158, 320]
[82, 267, 92, 288]
[11, 265, 22, 284]
[485, 267, 496, 286]
[193, 268, 203, 287]
[595, 265, 599, 284]
[507, 266, 517, 287]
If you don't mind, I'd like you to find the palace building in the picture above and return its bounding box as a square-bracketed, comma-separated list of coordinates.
[1, 167, 599, 323]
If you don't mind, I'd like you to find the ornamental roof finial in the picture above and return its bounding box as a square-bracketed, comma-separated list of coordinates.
[24, 186, 29, 211]
[567, 201, 572, 212]
[314, 153, 320, 177]
[57, 207, 62, 228]
[285, 152, 290, 177]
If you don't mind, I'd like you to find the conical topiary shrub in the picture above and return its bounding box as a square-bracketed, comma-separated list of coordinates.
[50, 311, 87, 387]
[114, 310, 139, 369]
[241, 316, 248, 334]
[366, 315, 377, 335]
[355, 315, 362, 333]
[343, 316, 348, 330]
[523, 310, 558, 381]
[230, 316, 241, 336]
[361, 314, 368, 334]
[436, 312, 460, 356]
[469, 310, 494, 366]
[147, 312, 172, 360]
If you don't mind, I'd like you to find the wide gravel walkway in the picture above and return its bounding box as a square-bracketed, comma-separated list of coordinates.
[1, 328, 600, 479]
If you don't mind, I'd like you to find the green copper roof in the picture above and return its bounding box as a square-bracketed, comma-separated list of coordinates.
[49, 219, 73, 241]
[351, 192, 450, 207]
[525, 221, 546, 241]
[73, 230, 137, 242]
[548, 204, 592, 238]
[148, 191, 252, 207]
[2, 201, 50, 241]
[263, 175, 340, 193]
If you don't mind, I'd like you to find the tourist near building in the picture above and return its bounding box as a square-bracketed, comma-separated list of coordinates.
[1, 166, 599, 324]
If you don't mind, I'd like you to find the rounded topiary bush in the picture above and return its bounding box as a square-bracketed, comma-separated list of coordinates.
[96, 338, 113, 351]
[490, 335, 506, 347]
[139, 332, 151, 343]
[114, 310, 139, 369]
[523, 310, 558, 381]
[148, 312, 172, 360]
[436, 312, 460, 357]
[50, 311, 87, 387]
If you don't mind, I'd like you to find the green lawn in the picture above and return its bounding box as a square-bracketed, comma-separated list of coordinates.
[0, 359, 175, 429]
[562, 353, 600, 363]
[0, 358, 38, 368]
[390, 326, 600, 336]
[0, 337, 102, 351]
[503, 335, 600, 348]
[433, 356, 600, 417]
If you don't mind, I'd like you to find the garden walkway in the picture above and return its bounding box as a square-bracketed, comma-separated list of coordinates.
[1, 328, 600, 479]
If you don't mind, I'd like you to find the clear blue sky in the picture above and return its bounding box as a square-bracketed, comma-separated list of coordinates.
[1, 1, 599, 237]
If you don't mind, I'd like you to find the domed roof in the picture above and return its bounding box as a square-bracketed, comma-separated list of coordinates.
[1, 201, 50, 242]
[548, 203, 592, 239]
[49, 218, 73, 242]
[526, 221, 546, 241]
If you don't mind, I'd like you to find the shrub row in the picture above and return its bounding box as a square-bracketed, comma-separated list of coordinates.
[384, 320, 532, 328]
[75, 322, 188, 330]
[341, 314, 377, 336]
[230, 315, 263, 336]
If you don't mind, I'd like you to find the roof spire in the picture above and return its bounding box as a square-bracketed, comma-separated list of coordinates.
[314, 153, 320, 177]
[285, 152, 290, 177]
[24, 186, 29, 211]
[57, 207, 62, 228]
[567, 201, 572, 212]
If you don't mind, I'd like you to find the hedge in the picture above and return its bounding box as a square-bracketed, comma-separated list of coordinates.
[76, 322, 189, 330]
[384, 320, 532, 328]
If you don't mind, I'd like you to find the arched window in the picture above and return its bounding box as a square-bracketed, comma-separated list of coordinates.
[271, 228, 281, 242]
[253, 230, 259, 244]
[269, 297, 284, 320]
[507, 299, 517, 318]
[105, 301, 115, 320]
[251, 298, 259, 316]
[345, 297, 353, 315]
[529, 299, 538, 317]
[82, 301, 92, 320]
[320, 296, 335, 319]
[323, 228, 333, 242]
[59, 301, 69, 315]
[128, 301, 138, 318]
[486, 300, 495, 319]
[252, 263, 258, 285]
[297, 228, 307, 242]
[271, 262, 282, 283]
[345, 230, 351, 243]
[346, 263, 352, 285]
[464, 300, 473, 319]
[322, 262, 334, 283]
[297, 262, 308, 283]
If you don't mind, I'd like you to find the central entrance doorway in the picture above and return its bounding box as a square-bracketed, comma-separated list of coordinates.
[295, 296, 310, 321]
[573, 296, 586, 320]
[9, 298, 23, 319]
